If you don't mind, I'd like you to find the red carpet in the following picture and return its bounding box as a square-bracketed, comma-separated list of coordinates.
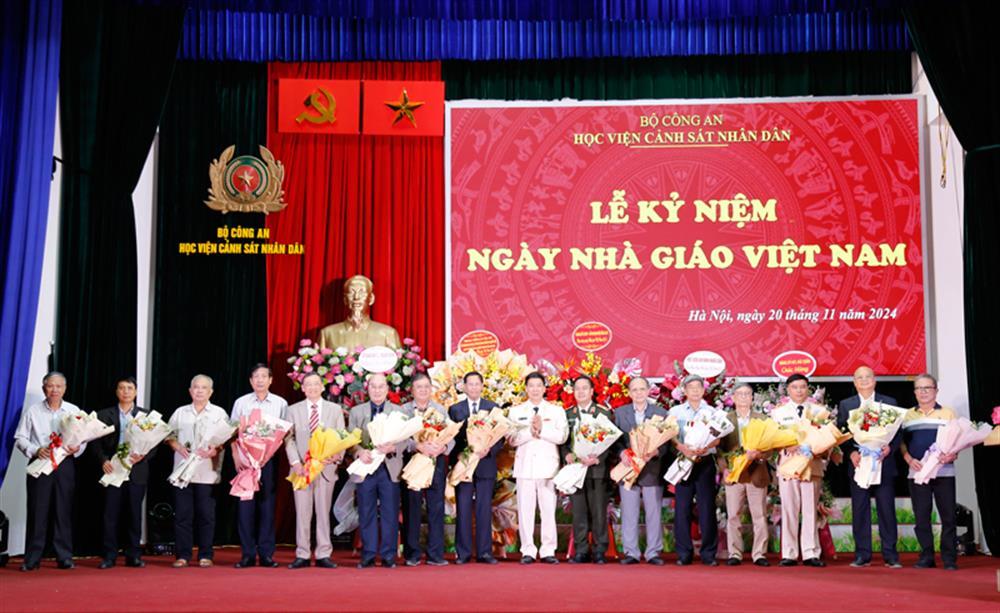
[2, 548, 997, 612]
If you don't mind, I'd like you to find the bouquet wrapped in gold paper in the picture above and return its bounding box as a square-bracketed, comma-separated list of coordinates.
[777, 422, 851, 481]
[447, 407, 512, 487]
[401, 408, 462, 491]
[725, 418, 798, 484]
[287, 426, 362, 490]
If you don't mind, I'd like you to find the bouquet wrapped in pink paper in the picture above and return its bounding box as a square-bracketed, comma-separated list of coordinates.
[229, 409, 293, 500]
[99, 411, 172, 487]
[447, 407, 512, 487]
[610, 415, 679, 489]
[346, 411, 424, 480]
[402, 408, 462, 491]
[913, 417, 993, 484]
[984, 406, 1000, 446]
[554, 413, 622, 494]
[847, 402, 907, 488]
[27, 411, 114, 478]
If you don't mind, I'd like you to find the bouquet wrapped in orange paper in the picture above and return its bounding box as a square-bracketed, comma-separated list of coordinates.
[609, 415, 679, 489]
[401, 408, 462, 491]
[447, 407, 512, 487]
[777, 422, 851, 481]
[287, 426, 362, 490]
[725, 418, 799, 484]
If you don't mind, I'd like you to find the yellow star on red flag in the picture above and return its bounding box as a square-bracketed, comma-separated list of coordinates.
[384, 88, 425, 127]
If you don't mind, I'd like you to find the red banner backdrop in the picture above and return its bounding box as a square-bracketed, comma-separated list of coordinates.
[448, 98, 925, 377]
[265, 61, 445, 392]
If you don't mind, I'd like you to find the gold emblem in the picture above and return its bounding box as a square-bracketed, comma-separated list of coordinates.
[205, 145, 287, 214]
[384, 88, 424, 127]
[295, 87, 337, 125]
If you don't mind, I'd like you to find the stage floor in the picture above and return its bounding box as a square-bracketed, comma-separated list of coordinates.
[2, 547, 998, 611]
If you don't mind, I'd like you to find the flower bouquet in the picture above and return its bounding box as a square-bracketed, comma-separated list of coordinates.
[664, 408, 734, 485]
[539, 352, 638, 409]
[984, 406, 1000, 446]
[554, 413, 623, 494]
[287, 425, 363, 490]
[229, 408, 293, 499]
[654, 360, 737, 410]
[777, 422, 851, 481]
[402, 408, 462, 491]
[724, 418, 799, 484]
[912, 417, 994, 484]
[99, 411, 172, 487]
[167, 419, 238, 488]
[430, 349, 536, 408]
[346, 411, 424, 480]
[846, 401, 907, 488]
[609, 415, 679, 489]
[28, 411, 115, 478]
[447, 407, 513, 487]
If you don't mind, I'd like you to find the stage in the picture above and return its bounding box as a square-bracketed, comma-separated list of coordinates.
[3, 548, 997, 611]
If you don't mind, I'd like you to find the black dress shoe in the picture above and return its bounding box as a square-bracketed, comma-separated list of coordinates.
[803, 558, 826, 567]
[357, 558, 376, 569]
[258, 557, 279, 568]
[235, 557, 256, 568]
[541, 556, 559, 564]
[124, 557, 145, 568]
[288, 557, 310, 569]
[702, 559, 719, 567]
[57, 559, 75, 570]
[944, 562, 958, 571]
[620, 556, 640, 565]
[593, 555, 606, 565]
[381, 559, 397, 568]
[520, 555, 535, 565]
[426, 558, 449, 567]
[405, 558, 422, 567]
[99, 559, 116, 569]
[726, 557, 741, 566]
[315, 557, 337, 569]
[477, 555, 499, 565]
[914, 559, 936, 569]
[778, 558, 798, 567]
[676, 558, 692, 566]
[646, 557, 665, 566]
[849, 557, 871, 567]
[455, 557, 470, 565]
[20, 563, 39, 572]
[568, 553, 590, 564]
[753, 558, 770, 567]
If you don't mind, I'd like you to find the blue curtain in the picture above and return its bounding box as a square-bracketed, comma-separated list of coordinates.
[0, 0, 62, 484]
[178, 6, 911, 61]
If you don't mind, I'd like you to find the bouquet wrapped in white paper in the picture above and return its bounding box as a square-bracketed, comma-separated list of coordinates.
[913, 417, 993, 484]
[346, 411, 424, 480]
[27, 411, 114, 478]
[167, 419, 237, 488]
[100, 411, 173, 488]
[664, 408, 733, 485]
[847, 402, 906, 488]
[554, 413, 622, 494]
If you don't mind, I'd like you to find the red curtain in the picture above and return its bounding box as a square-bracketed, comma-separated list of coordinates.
[265, 61, 445, 397]
[265, 62, 444, 540]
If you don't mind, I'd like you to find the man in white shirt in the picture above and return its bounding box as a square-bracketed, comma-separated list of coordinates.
[230, 364, 288, 569]
[669, 375, 722, 566]
[166, 374, 229, 567]
[508, 372, 568, 564]
[14, 372, 85, 571]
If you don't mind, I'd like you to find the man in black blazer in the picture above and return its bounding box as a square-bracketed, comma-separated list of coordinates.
[448, 371, 503, 564]
[836, 366, 900, 568]
[94, 377, 155, 568]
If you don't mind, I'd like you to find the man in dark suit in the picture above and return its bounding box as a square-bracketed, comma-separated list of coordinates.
[561, 376, 615, 564]
[448, 371, 503, 564]
[95, 377, 155, 568]
[836, 366, 901, 568]
[613, 377, 670, 565]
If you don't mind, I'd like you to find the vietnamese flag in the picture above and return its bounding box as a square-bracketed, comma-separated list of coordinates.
[362, 80, 444, 136]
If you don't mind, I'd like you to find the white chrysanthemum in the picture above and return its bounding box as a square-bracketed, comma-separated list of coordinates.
[390, 372, 403, 386]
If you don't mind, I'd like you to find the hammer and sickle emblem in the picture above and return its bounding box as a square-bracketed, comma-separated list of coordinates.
[295, 87, 337, 125]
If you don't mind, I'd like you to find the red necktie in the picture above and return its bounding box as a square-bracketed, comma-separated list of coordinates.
[309, 403, 319, 433]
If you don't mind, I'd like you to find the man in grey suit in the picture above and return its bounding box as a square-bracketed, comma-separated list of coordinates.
[286, 372, 345, 569]
[348, 373, 410, 568]
[614, 377, 669, 565]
